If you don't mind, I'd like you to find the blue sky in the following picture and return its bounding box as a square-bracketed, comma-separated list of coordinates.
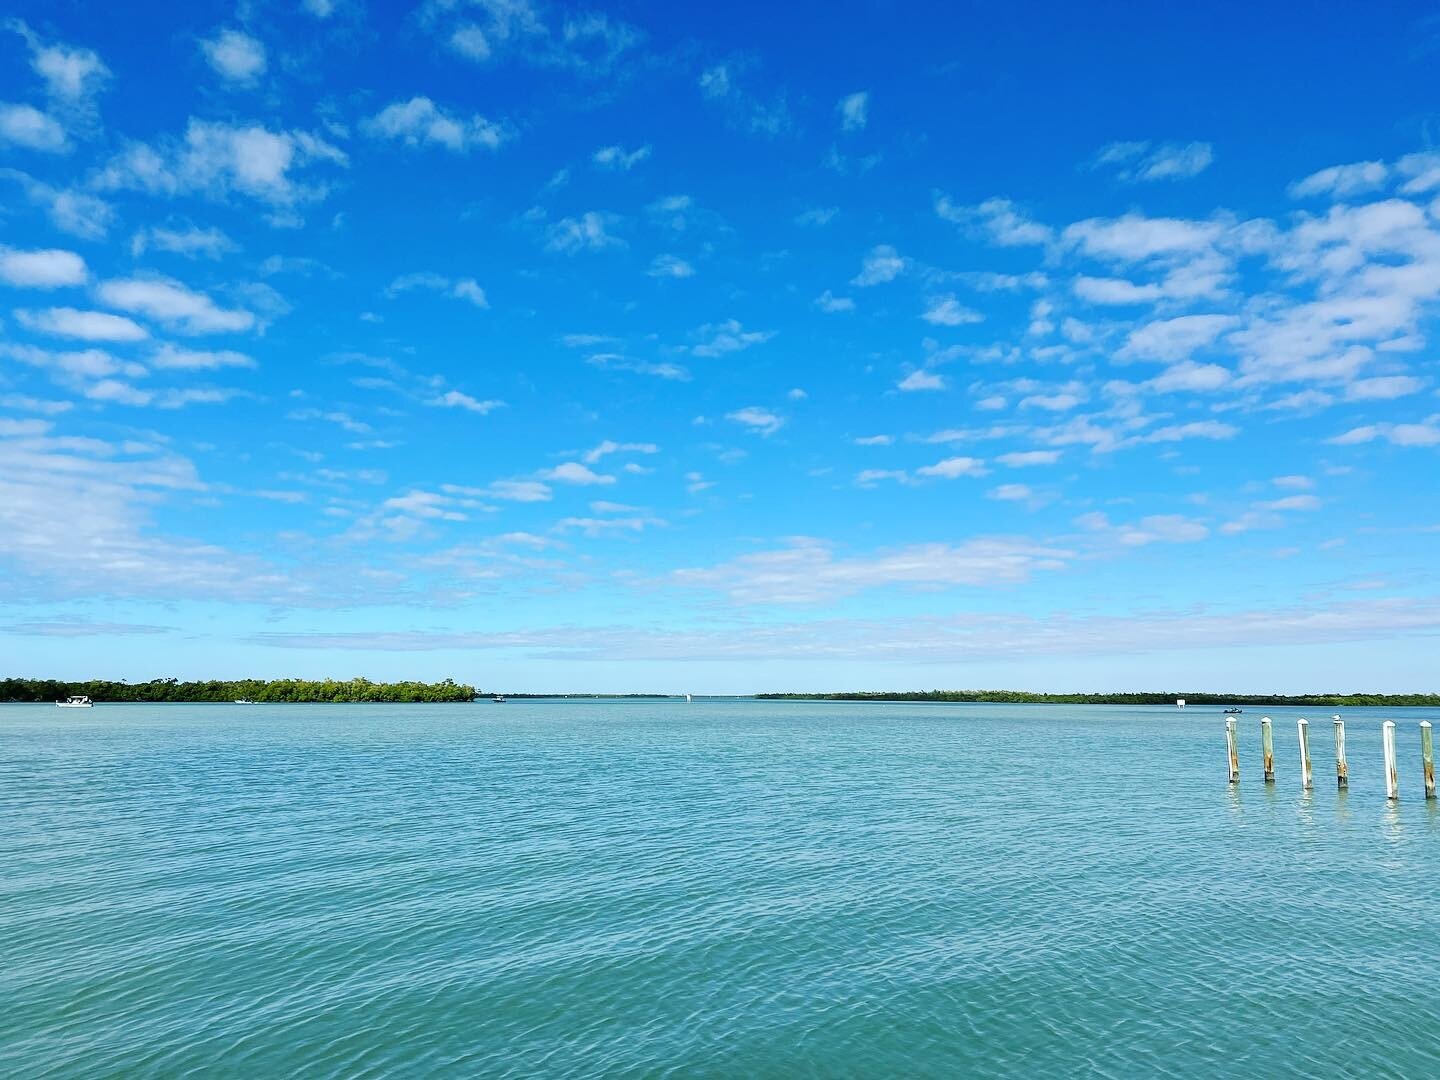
[3, 1, 1439, 692]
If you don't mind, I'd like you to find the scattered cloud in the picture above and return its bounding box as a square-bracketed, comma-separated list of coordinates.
[366, 96, 505, 153]
[691, 319, 774, 357]
[546, 211, 621, 253]
[427, 390, 504, 414]
[1091, 140, 1214, 182]
[593, 144, 651, 170]
[726, 406, 784, 436]
[96, 119, 347, 207]
[837, 91, 868, 132]
[96, 276, 255, 334]
[387, 272, 490, 308]
[0, 247, 86, 288]
[852, 244, 905, 286]
[14, 307, 148, 341]
[201, 28, 267, 84]
[0, 104, 67, 153]
[898, 370, 946, 392]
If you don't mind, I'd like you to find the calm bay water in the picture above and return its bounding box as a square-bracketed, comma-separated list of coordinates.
[3, 699, 1438, 1077]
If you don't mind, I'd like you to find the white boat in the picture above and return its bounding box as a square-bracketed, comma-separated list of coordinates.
[686, 693, 692, 702]
[493, 694, 506, 703]
[234, 698, 254, 704]
[56, 695, 93, 708]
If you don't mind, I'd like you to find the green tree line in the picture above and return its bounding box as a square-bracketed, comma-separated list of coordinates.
[2, 677, 479, 703]
[755, 690, 1440, 706]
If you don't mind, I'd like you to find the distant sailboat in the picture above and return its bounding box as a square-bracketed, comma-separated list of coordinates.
[686, 693, 692, 702]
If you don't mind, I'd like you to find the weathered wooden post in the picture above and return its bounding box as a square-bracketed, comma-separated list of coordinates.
[1297, 718, 1313, 790]
[1382, 720, 1399, 800]
[1420, 721, 1435, 800]
[1225, 717, 1240, 783]
[1260, 716, 1275, 783]
[1333, 715, 1348, 790]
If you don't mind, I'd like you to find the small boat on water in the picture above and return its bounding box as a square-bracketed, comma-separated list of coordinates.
[493, 694, 506, 703]
[56, 695, 93, 708]
[234, 698, 254, 704]
[1224, 707, 1244, 714]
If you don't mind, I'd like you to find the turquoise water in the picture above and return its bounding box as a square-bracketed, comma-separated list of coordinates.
[3, 700, 1438, 1077]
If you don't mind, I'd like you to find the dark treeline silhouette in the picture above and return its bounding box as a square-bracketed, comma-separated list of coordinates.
[2, 677, 478, 703]
[756, 690, 1440, 706]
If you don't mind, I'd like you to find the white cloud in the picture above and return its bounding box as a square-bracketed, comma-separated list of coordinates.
[1289, 161, 1388, 199]
[96, 276, 255, 335]
[3, 343, 143, 378]
[816, 290, 854, 313]
[1072, 276, 1163, 305]
[97, 120, 347, 206]
[997, 450, 1061, 467]
[14, 307, 148, 341]
[648, 254, 694, 278]
[1272, 475, 1314, 490]
[989, 483, 1033, 501]
[131, 224, 236, 259]
[544, 462, 616, 485]
[1146, 361, 1232, 393]
[554, 515, 660, 537]
[670, 537, 1071, 604]
[916, 456, 988, 479]
[936, 196, 1053, 246]
[18, 27, 110, 104]
[386, 272, 490, 308]
[201, 29, 267, 84]
[1116, 314, 1240, 362]
[151, 344, 254, 370]
[691, 319, 774, 357]
[898, 370, 946, 392]
[851, 244, 905, 286]
[1344, 375, 1424, 401]
[546, 212, 621, 254]
[0, 247, 86, 288]
[921, 296, 984, 326]
[1092, 141, 1214, 182]
[1329, 422, 1440, 447]
[854, 434, 893, 446]
[0, 104, 67, 152]
[795, 206, 838, 227]
[593, 144, 651, 170]
[838, 91, 868, 132]
[427, 390, 504, 414]
[699, 65, 730, 99]
[1063, 213, 1224, 261]
[486, 480, 552, 502]
[0, 171, 114, 239]
[582, 440, 658, 464]
[726, 406, 784, 436]
[367, 97, 505, 153]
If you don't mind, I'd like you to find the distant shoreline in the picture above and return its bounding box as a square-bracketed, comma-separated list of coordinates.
[5, 680, 1438, 707]
[755, 691, 1440, 706]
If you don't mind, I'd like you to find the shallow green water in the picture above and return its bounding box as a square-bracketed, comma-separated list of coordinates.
[3, 700, 1438, 1077]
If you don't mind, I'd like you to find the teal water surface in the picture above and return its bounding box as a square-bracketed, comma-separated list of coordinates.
[3, 700, 1438, 1077]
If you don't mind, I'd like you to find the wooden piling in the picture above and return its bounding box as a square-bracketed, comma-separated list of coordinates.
[1261, 716, 1275, 783]
[1421, 721, 1435, 801]
[1333, 716, 1348, 790]
[1297, 718, 1312, 790]
[1382, 720, 1398, 800]
[1225, 717, 1240, 784]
